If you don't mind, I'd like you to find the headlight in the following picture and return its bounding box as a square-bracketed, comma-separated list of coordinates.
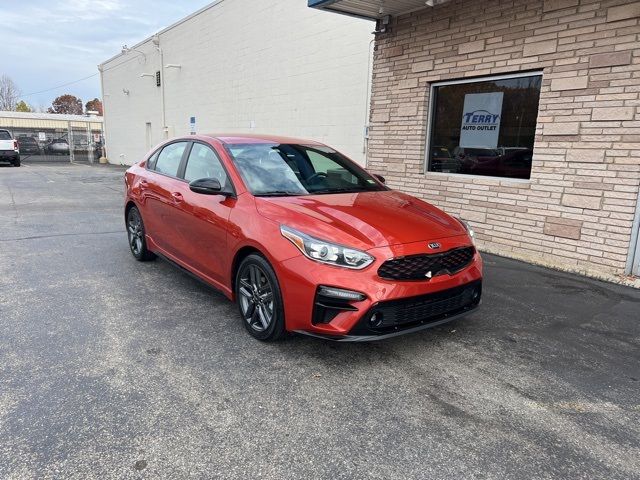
[280, 225, 374, 269]
[457, 217, 475, 242]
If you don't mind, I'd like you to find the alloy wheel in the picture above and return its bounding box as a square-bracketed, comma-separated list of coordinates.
[127, 209, 144, 256]
[238, 264, 274, 332]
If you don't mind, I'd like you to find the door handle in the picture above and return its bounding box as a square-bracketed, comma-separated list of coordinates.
[171, 192, 184, 203]
[139, 180, 149, 188]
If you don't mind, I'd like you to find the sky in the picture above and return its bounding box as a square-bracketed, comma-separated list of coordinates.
[0, 0, 214, 110]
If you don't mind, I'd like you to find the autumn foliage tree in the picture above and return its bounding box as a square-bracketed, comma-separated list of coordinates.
[48, 94, 83, 115]
[85, 98, 103, 115]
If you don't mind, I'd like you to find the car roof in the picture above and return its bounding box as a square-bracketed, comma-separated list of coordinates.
[200, 133, 325, 146]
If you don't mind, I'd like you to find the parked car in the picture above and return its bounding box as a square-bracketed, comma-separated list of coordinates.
[430, 146, 462, 173]
[470, 149, 533, 179]
[453, 147, 501, 174]
[497, 147, 529, 156]
[45, 138, 70, 155]
[17, 136, 40, 155]
[124, 134, 482, 341]
[0, 129, 20, 166]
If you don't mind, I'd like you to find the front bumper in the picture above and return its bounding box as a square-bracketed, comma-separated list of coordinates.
[277, 235, 483, 340]
[296, 281, 481, 341]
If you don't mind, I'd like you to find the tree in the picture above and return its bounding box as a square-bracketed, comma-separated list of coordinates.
[48, 94, 83, 115]
[85, 98, 103, 115]
[0, 75, 21, 111]
[15, 100, 32, 112]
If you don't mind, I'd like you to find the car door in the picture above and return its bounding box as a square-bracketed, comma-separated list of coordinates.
[172, 141, 236, 284]
[141, 141, 190, 257]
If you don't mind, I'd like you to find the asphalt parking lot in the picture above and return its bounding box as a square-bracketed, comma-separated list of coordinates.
[0, 162, 639, 479]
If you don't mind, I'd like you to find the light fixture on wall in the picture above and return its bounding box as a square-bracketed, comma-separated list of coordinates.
[373, 14, 390, 34]
[122, 88, 130, 95]
[121, 45, 147, 63]
[140, 73, 155, 78]
[164, 64, 182, 69]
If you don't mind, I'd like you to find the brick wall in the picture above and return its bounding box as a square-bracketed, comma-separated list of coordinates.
[368, 0, 640, 278]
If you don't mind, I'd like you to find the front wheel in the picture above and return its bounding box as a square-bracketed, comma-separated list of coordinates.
[235, 254, 285, 341]
[126, 206, 156, 261]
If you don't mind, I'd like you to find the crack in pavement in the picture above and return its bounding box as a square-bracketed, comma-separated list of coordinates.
[0, 231, 124, 242]
[2, 179, 19, 224]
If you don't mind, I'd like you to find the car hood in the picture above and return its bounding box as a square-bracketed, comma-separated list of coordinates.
[255, 190, 467, 250]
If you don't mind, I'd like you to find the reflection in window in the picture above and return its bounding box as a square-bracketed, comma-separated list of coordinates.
[427, 73, 542, 179]
[154, 142, 187, 177]
[184, 143, 228, 188]
[227, 144, 384, 196]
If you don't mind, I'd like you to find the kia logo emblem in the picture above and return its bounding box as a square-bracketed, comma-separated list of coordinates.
[428, 242, 441, 249]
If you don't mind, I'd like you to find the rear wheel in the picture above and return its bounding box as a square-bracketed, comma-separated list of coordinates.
[235, 254, 285, 341]
[12, 157, 20, 167]
[126, 206, 156, 261]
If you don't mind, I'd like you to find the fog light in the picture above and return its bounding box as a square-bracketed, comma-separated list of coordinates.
[318, 286, 366, 301]
[369, 312, 383, 327]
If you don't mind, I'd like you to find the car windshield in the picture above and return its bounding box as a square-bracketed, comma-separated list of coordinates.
[226, 143, 385, 196]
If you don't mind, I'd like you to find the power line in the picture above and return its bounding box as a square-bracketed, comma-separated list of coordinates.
[21, 73, 99, 97]
[20, 49, 148, 99]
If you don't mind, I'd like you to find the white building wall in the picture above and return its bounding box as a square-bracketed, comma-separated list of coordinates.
[100, 0, 373, 166]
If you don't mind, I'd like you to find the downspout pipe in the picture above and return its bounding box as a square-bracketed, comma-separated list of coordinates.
[363, 37, 375, 168]
[153, 35, 167, 139]
[97, 64, 108, 162]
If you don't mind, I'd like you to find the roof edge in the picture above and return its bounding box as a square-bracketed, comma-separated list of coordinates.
[99, 0, 227, 67]
[0, 110, 104, 122]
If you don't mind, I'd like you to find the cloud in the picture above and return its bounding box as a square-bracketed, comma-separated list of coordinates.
[1, 0, 213, 106]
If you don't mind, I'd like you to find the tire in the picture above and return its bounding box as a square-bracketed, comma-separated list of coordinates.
[126, 206, 156, 261]
[235, 254, 285, 341]
[12, 157, 20, 167]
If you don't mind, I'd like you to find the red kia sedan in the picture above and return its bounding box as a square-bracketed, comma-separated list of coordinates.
[124, 134, 482, 341]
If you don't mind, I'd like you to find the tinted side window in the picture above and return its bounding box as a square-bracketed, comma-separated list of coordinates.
[0, 130, 11, 140]
[306, 148, 359, 186]
[154, 142, 187, 177]
[184, 143, 228, 188]
[147, 150, 160, 170]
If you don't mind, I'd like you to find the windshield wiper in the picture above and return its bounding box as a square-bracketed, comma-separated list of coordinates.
[254, 191, 305, 197]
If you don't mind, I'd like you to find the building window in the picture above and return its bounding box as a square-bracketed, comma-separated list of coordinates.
[426, 72, 542, 180]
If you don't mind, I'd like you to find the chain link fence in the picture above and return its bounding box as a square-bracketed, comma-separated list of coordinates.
[0, 113, 104, 164]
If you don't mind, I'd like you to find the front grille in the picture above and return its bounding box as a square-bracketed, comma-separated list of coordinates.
[378, 246, 475, 281]
[349, 280, 482, 335]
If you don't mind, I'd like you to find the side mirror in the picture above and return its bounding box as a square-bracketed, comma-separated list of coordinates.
[189, 177, 226, 195]
[373, 173, 386, 184]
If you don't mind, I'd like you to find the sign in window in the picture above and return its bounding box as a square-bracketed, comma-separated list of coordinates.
[427, 73, 542, 180]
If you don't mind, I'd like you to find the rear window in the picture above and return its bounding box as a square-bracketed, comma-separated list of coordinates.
[0, 131, 11, 140]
